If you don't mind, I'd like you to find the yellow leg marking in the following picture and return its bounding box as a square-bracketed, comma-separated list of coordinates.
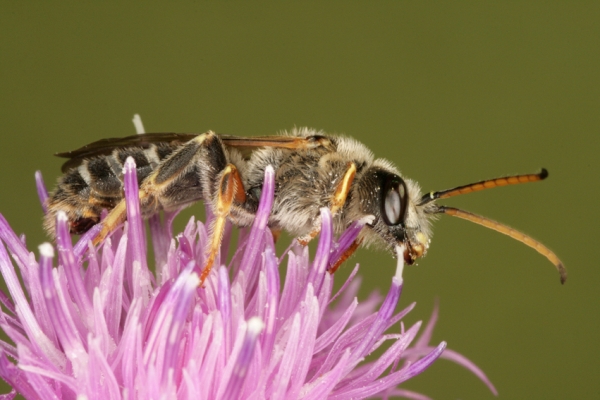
[93, 201, 128, 245]
[200, 164, 245, 286]
[298, 162, 357, 246]
[201, 216, 227, 284]
[329, 238, 362, 274]
[331, 162, 357, 215]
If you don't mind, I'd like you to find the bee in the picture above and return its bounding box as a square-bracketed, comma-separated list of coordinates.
[46, 127, 566, 285]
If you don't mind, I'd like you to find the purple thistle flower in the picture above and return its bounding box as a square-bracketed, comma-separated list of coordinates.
[0, 156, 498, 399]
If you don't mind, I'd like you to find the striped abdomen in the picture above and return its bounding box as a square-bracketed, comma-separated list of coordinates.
[45, 143, 180, 235]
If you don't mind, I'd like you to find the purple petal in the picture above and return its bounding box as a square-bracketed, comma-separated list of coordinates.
[440, 348, 498, 395]
[55, 212, 93, 327]
[0, 287, 15, 316]
[0, 389, 16, 400]
[328, 216, 372, 271]
[73, 224, 102, 259]
[218, 266, 233, 356]
[238, 166, 275, 290]
[287, 285, 320, 399]
[380, 388, 433, 400]
[340, 322, 423, 391]
[260, 246, 279, 357]
[399, 343, 498, 396]
[39, 243, 87, 368]
[86, 336, 120, 399]
[0, 213, 31, 269]
[0, 241, 65, 370]
[103, 233, 128, 343]
[330, 341, 447, 399]
[414, 299, 439, 350]
[301, 349, 351, 400]
[123, 157, 148, 274]
[0, 351, 38, 399]
[220, 317, 264, 399]
[328, 263, 359, 305]
[308, 208, 333, 292]
[34, 171, 49, 214]
[345, 277, 403, 373]
[313, 297, 357, 354]
[159, 265, 199, 388]
[270, 313, 301, 398]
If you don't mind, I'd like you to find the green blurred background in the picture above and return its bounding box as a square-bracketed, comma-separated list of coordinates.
[0, 2, 598, 399]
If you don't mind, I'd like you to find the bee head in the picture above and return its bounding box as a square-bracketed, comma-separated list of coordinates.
[355, 164, 434, 265]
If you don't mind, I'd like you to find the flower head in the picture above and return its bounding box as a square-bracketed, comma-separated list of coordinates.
[0, 156, 496, 399]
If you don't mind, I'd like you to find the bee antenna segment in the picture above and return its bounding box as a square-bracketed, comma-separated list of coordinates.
[433, 205, 567, 284]
[418, 169, 549, 206]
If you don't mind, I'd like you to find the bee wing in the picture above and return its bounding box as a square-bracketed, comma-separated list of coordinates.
[55, 133, 200, 172]
[220, 134, 335, 159]
[56, 133, 333, 172]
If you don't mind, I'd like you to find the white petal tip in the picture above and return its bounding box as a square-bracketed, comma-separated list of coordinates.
[188, 272, 201, 288]
[56, 211, 68, 222]
[39, 243, 54, 258]
[248, 317, 265, 335]
[123, 156, 137, 172]
[359, 215, 375, 226]
[395, 245, 405, 282]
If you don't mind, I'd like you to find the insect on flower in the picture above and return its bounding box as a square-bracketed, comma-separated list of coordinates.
[45, 127, 567, 285]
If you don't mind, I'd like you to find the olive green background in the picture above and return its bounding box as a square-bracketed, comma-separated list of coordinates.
[1, 2, 598, 399]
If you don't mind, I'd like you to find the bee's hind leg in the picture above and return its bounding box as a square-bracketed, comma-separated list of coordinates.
[92, 201, 127, 245]
[298, 162, 357, 246]
[201, 163, 246, 285]
[92, 132, 221, 246]
[92, 180, 160, 246]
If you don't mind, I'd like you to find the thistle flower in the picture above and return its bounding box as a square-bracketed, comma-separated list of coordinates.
[0, 157, 497, 399]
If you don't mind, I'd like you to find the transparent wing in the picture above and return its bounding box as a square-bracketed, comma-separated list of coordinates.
[56, 132, 334, 172]
[56, 133, 200, 172]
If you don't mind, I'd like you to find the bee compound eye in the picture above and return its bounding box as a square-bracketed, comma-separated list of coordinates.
[381, 177, 408, 226]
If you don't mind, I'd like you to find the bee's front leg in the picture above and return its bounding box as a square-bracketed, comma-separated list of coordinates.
[298, 162, 357, 246]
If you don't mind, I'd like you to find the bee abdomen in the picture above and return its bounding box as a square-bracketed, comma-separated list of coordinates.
[45, 143, 180, 236]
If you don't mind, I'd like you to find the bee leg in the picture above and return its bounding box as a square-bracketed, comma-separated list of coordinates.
[270, 228, 282, 244]
[200, 163, 246, 286]
[329, 238, 362, 274]
[298, 162, 357, 246]
[297, 227, 320, 246]
[92, 132, 222, 245]
[93, 201, 128, 245]
[92, 189, 157, 245]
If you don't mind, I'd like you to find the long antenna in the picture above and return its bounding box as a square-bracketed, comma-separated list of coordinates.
[433, 206, 567, 284]
[419, 169, 548, 206]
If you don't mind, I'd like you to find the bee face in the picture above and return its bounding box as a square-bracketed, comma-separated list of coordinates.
[356, 167, 432, 264]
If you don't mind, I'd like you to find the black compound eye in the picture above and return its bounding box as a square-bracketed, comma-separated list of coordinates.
[381, 175, 408, 226]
